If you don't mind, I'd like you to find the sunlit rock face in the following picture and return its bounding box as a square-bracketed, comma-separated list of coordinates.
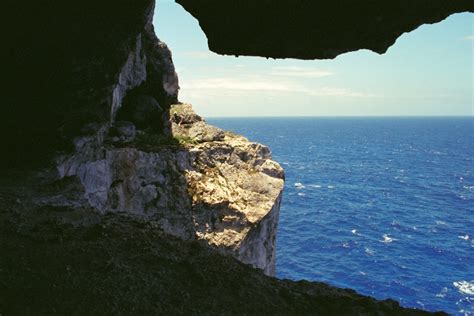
[171, 104, 284, 275]
[176, 0, 473, 59]
[53, 104, 284, 275]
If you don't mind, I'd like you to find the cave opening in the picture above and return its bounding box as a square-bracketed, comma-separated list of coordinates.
[1, 0, 472, 314]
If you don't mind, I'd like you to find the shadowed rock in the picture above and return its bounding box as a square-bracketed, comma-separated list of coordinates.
[3, 0, 178, 167]
[176, 0, 473, 59]
[117, 94, 163, 130]
[0, 207, 443, 315]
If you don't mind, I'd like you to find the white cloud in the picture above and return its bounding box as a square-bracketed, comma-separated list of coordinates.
[180, 77, 376, 99]
[307, 87, 377, 98]
[463, 35, 474, 41]
[270, 66, 335, 78]
[182, 77, 297, 92]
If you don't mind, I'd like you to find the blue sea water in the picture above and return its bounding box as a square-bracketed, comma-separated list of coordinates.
[207, 117, 474, 315]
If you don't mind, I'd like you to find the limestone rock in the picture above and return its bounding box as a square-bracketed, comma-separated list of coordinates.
[53, 104, 284, 275]
[169, 104, 284, 274]
[143, 24, 180, 104]
[185, 136, 284, 275]
[188, 121, 225, 142]
[170, 103, 203, 124]
[171, 104, 225, 143]
[110, 35, 148, 120]
[109, 121, 136, 139]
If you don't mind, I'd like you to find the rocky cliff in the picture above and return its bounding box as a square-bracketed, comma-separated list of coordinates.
[4, 0, 282, 288]
[50, 102, 284, 275]
[6, 0, 284, 273]
[171, 104, 284, 275]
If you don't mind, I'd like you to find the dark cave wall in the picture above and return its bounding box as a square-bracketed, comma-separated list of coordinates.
[176, 0, 473, 59]
[3, 0, 178, 167]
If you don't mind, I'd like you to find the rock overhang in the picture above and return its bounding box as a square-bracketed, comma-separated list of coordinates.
[175, 0, 473, 60]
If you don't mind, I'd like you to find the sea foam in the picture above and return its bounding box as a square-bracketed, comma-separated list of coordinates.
[453, 281, 474, 295]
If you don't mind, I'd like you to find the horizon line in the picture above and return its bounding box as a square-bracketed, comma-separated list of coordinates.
[204, 115, 474, 119]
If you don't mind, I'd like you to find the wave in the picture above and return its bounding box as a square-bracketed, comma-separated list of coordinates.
[435, 287, 448, 298]
[351, 229, 362, 236]
[453, 281, 474, 295]
[381, 234, 397, 243]
[364, 247, 375, 255]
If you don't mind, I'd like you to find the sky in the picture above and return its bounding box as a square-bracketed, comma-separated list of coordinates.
[154, 0, 473, 117]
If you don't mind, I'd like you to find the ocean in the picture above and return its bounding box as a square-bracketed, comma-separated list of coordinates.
[207, 117, 474, 315]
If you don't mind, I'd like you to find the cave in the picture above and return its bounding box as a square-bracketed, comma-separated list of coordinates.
[1, 0, 472, 314]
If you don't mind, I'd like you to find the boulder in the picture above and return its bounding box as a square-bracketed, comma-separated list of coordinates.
[171, 103, 225, 143]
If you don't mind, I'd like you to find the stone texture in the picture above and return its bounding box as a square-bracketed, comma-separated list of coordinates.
[109, 121, 136, 139]
[170, 103, 203, 124]
[187, 121, 225, 142]
[171, 103, 225, 142]
[176, 0, 474, 59]
[54, 104, 284, 275]
[110, 34, 148, 121]
[173, 105, 284, 275]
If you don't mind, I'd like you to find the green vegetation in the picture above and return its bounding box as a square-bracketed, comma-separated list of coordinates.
[173, 135, 198, 145]
[169, 104, 187, 117]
